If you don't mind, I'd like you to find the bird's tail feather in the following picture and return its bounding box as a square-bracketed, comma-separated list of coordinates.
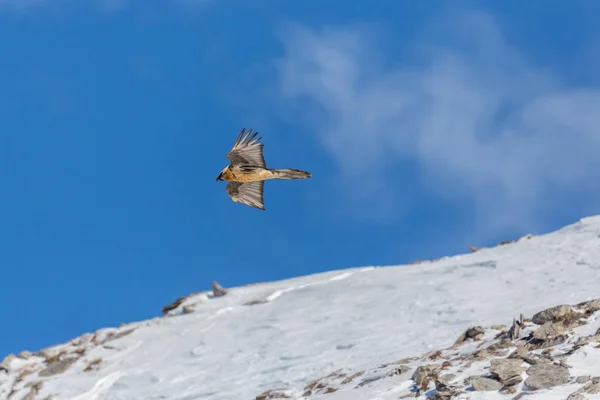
[272, 168, 312, 180]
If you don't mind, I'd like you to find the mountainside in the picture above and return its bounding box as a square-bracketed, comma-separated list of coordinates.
[2, 216, 600, 400]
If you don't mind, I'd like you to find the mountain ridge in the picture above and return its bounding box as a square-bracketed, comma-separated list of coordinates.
[2, 215, 600, 399]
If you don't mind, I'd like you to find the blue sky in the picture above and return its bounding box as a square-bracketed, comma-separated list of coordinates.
[1, 0, 600, 357]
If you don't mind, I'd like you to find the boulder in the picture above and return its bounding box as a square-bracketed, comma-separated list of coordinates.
[490, 358, 525, 382]
[471, 376, 502, 391]
[525, 363, 570, 390]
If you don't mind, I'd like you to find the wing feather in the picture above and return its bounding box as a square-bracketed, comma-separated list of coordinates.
[225, 181, 266, 210]
[226, 127, 266, 168]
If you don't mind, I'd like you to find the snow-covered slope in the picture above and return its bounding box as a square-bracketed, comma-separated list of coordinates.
[2, 216, 600, 400]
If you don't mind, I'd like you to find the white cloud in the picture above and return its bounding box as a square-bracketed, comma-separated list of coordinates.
[274, 11, 600, 235]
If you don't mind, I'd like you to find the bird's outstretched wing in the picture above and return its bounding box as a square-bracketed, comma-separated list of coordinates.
[226, 128, 266, 168]
[226, 180, 265, 210]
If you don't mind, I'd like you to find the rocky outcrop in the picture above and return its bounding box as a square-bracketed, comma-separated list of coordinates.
[255, 298, 600, 399]
[0, 323, 142, 400]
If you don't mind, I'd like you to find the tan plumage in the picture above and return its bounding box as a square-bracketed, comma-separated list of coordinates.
[216, 128, 311, 210]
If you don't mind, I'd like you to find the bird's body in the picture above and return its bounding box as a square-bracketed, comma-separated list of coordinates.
[219, 166, 277, 182]
[216, 128, 311, 210]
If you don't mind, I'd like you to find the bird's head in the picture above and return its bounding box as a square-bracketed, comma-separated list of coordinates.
[216, 167, 227, 182]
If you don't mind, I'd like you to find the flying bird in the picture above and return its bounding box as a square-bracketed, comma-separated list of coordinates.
[216, 128, 311, 210]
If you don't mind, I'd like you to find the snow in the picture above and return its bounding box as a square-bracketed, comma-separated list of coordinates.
[2, 216, 600, 399]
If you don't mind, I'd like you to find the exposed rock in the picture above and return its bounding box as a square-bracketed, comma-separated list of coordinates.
[357, 375, 384, 387]
[411, 364, 441, 385]
[246, 298, 600, 399]
[575, 335, 600, 347]
[18, 351, 33, 360]
[490, 358, 525, 382]
[503, 375, 523, 386]
[533, 321, 562, 340]
[576, 298, 600, 313]
[487, 338, 514, 353]
[525, 363, 570, 390]
[498, 239, 515, 246]
[499, 384, 517, 394]
[1, 353, 16, 371]
[212, 281, 228, 297]
[73, 347, 86, 356]
[16, 367, 37, 383]
[302, 369, 347, 396]
[23, 381, 43, 400]
[433, 379, 456, 399]
[471, 376, 502, 391]
[508, 347, 528, 359]
[437, 373, 456, 386]
[531, 305, 573, 325]
[183, 303, 201, 314]
[507, 317, 523, 340]
[43, 349, 70, 364]
[515, 339, 528, 348]
[39, 357, 79, 377]
[385, 365, 410, 377]
[244, 299, 268, 306]
[80, 333, 94, 344]
[583, 381, 600, 394]
[341, 371, 365, 384]
[538, 334, 567, 349]
[576, 375, 591, 384]
[161, 292, 204, 315]
[33, 348, 54, 360]
[104, 328, 137, 344]
[519, 233, 534, 241]
[568, 380, 600, 399]
[162, 296, 186, 314]
[521, 353, 551, 365]
[473, 349, 490, 360]
[454, 326, 485, 345]
[255, 388, 292, 399]
[84, 358, 102, 372]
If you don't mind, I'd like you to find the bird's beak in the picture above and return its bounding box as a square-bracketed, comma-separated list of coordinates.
[216, 173, 223, 182]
